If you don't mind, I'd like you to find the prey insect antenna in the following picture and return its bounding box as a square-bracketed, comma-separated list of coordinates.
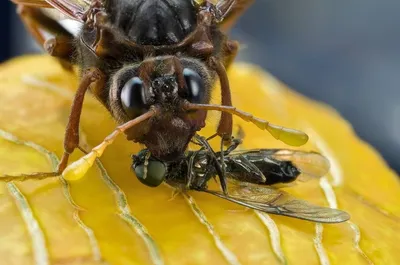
[206, 133, 218, 141]
[62, 108, 158, 181]
[184, 102, 309, 146]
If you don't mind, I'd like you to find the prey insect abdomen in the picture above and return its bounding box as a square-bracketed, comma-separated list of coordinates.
[224, 157, 301, 185]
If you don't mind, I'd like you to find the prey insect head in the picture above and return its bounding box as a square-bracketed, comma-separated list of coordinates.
[132, 149, 167, 187]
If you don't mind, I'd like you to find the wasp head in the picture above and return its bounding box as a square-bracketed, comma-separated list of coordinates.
[109, 55, 214, 161]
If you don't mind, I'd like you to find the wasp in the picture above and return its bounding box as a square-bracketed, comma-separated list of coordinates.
[132, 135, 350, 223]
[5, 0, 308, 183]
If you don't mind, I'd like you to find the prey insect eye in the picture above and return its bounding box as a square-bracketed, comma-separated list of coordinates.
[134, 160, 166, 187]
[183, 68, 204, 103]
[121, 77, 147, 116]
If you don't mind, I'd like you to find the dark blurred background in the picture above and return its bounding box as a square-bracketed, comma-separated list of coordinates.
[2, 1, 400, 173]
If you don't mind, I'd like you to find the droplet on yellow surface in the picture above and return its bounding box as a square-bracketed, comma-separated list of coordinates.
[0, 55, 399, 265]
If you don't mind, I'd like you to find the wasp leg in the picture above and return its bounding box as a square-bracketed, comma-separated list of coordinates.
[223, 40, 239, 69]
[211, 40, 240, 140]
[209, 57, 233, 142]
[0, 68, 105, 182]
[16, 5, 75, 69]
[209, 40, 238, 142]
[59, 68, 105, 170]
[44, 36, 75, 63]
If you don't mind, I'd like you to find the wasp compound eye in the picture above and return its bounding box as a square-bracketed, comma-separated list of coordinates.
[134, 160, 166, 187]
[183, 68, 204, 103]
[121, 77, 147, 116]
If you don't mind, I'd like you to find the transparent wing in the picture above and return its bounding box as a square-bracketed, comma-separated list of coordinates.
[203, 179, 350, 223]
[225, 154, 267, 183]
[215, 0, 255, 31]
[270, 149, 331, 181]
[11, 0, 92, 21]
[229, 149, 331, 182]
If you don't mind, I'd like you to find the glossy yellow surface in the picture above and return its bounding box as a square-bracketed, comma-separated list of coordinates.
[0, 55, 399, 265]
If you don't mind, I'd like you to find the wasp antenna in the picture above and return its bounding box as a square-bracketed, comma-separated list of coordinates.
[184, 103, 309, 146]
[62, 109, 157, 181]
[265, 123, 309, 147]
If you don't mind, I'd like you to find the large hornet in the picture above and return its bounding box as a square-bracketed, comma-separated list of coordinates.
[5, 0, 308, 187]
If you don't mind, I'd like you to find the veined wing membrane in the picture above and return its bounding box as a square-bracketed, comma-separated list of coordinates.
[229, 149, 331, 182]
[216, 0, 255, 31]
[225, 154, 267, 183]
[11, 0, 91, 21]
[271, 149, 331, 181]
[202, 179, 350, 223]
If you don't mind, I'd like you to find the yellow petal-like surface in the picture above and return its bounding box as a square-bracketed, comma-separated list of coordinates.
[0, 55, 399, 265]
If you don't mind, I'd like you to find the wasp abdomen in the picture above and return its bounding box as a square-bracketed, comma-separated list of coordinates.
[108, 0, 197, 46]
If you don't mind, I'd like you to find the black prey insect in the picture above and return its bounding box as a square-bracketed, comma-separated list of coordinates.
[132, 136, 350, 223]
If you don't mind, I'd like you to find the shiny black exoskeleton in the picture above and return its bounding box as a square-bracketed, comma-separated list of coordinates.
[131, 138, 351, 225]
[132, 139, 301, 188]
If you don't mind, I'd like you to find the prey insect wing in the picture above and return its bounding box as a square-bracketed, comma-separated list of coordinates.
[226, 149, 331, 184]
[270, 149, 331, 182]
[224, 153, 268, 183]
[202, 179, 350, 223]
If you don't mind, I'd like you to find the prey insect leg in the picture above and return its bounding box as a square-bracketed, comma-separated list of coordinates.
[219, 134, 227, 185]
[0, 68, 104, 182]
[184, 102, 309, 146]
[223, 125, 244, 155]
[217, 135, 242, 188]
[186, 150, 202, 189]
[194, 135, 228, 194]
[223, 137, 242, 156]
